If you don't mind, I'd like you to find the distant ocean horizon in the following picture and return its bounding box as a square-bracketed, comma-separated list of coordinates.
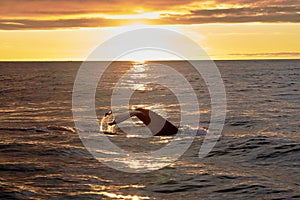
[1, 58, 300, 62]
[1, 60, 299, 199]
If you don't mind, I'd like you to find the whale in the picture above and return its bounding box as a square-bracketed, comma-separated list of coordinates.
[100, 108, 178, 136]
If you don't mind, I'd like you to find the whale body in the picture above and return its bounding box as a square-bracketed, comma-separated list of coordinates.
[100, 108, 178, 136]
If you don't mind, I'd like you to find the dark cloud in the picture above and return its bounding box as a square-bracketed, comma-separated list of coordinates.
[0, 18, 134, 30]
[215, 0, 300, 6]
[190, 6, 300, 16]
[159, 5, 300, 24]
[162, 11, 300, 24]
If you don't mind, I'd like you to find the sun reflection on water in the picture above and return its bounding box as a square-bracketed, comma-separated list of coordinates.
[99, 191, 150, 200]
[118, 62, 149, 92]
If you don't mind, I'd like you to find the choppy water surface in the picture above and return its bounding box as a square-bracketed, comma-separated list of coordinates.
[0, 60, 299, 199]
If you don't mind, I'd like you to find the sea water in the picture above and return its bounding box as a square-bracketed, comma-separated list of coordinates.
[0, 60, 299, 199]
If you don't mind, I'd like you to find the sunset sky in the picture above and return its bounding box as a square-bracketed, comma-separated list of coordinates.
[1, 0, 299, 61]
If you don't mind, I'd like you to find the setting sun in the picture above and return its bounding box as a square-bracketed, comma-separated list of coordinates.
[105, 12, 161, 20]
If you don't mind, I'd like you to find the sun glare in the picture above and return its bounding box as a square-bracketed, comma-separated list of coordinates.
[117, 49, 181, 62]
[132, 58, 146, 63]
[105, 12, 161, 20]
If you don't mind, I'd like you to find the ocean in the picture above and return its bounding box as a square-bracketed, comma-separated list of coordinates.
[0, 60, 299, 199]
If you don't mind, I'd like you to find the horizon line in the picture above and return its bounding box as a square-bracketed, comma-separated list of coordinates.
[0, 58, 299, 62]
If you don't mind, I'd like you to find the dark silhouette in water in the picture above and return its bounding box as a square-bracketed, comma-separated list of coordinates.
[101, 108, 178, 136]
[133, 108, 178, 136]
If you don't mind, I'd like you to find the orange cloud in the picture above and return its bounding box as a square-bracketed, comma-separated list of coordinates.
[0, 0, 194, 17]
[0, 0, 299, 29]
